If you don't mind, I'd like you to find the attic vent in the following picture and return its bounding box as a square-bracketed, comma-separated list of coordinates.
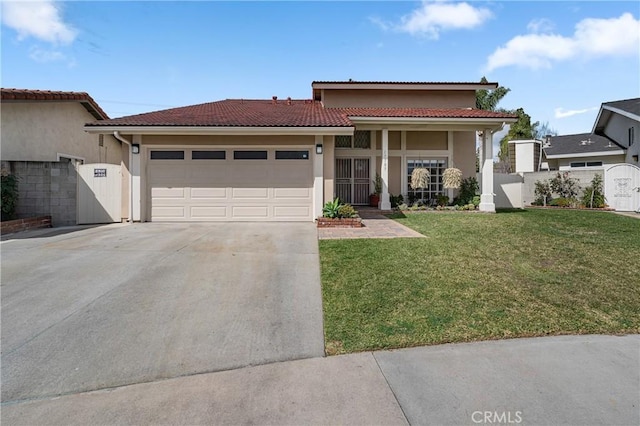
[272, 96, 277, 104]
[287, 97, 291, 105]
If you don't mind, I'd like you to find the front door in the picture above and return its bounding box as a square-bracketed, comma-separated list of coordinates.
[335, 158, 370, 205]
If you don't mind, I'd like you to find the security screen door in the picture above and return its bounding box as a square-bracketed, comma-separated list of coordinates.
[335, 158, 370, 205]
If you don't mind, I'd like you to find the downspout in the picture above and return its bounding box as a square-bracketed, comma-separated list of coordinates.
[113, 131, 134, 223]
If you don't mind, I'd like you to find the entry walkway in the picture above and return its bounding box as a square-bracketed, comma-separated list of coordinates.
[317, 207, 425, 240]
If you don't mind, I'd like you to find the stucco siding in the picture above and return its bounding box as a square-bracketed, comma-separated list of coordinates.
[1, 102, 120, 164]
[141, 134, 315, 146]
[406, 131, 447, 150]
[453, 131, 476, 178]
[323, 136, 335, 203]
[322, 89, 475, 108]
[557, 155, 625, 170]
[375, 130, 401, 150]
[603, 113, 639, 166]
[376, 156, 402, 195]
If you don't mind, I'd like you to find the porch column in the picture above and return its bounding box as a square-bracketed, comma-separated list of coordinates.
[479, 128, 495, 212]
[313, 135, 324, 219]
[380, 128, 391, 210]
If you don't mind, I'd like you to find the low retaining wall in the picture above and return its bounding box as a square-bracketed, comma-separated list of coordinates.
[1, 216, 52, 234]
[317, 217, 363, 228]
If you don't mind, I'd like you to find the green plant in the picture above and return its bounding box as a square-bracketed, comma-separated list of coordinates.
[398, 203, 408, 211]
[372, 173, 382, 195]
[472, 195, 481, 208]
[436, 194, 449, 207]
[582, 174, 606, 208]
[457, 177, 479, 205]
[549, 197, 575, 208]
[534, 179, 552, 206]
[323, 198, 342, 218]
[337, 204, 357, 218]
[390, 194, 404, 208]
[1, 170, 19, 221]
[550, 172, 580, 200]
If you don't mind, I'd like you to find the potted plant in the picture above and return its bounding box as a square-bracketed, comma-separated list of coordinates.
[370, 173, 382, 207]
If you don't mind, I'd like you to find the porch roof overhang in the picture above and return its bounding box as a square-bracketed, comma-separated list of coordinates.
[84, 125, 355, 136]
[347, 116, 515, 132]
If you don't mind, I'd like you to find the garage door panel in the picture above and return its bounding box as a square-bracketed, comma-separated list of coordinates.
[190, 187, 227, 199]
[190, 206, 227, 218]
[273, 187, 311, 199]
[232, 206, 269, 218]
[232, 187, 269, 199]
[152, 206, 186, 219]
[149, 147, 313, 221]
[273, 205, 311, 218]
[152, 187, 186, 199]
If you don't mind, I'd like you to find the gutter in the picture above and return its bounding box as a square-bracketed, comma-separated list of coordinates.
[113, 131, 134, 223]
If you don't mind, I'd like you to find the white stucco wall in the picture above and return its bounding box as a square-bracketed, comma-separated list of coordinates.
[1, 101, 121, 164]
[603, 113, 639, 166]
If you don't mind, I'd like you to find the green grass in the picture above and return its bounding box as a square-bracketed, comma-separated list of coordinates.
[319, 209, 640, 355]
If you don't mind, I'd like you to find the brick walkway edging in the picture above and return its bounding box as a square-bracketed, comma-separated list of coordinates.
[317, 210, 424, 240]
[1, 216, 52, 234]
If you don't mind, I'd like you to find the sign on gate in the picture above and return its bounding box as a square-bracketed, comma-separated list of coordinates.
[605, 164, 640, 212]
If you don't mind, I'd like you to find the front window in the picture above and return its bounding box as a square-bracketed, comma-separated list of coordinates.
[335, 131, 371, 149]
[407, 158, 447, 204]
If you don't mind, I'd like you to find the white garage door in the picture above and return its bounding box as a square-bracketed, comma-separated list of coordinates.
[147, 148, 313, 221]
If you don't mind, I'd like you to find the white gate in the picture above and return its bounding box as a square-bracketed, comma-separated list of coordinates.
[604, 164, 640, 212]
[77, 163, 122, 224]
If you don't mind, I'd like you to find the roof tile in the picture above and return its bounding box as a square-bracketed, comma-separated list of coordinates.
[1, 88, 109, 120]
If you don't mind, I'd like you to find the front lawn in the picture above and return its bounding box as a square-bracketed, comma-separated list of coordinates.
[319, 209, 640, 355]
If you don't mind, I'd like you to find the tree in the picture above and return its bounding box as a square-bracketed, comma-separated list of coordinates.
[498, 108, 539, 163]
[476, 76, 510, 111]
[535, 121, 559, 140]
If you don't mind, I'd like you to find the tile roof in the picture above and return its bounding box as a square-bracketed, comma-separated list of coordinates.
[603, 98, 640, 116]
[1, 88, 109, 120]
[312, 81, 499, 86]
[87, 99, 516, 128]
[339, 107, 515, 119]
[543, 133, 625, 157]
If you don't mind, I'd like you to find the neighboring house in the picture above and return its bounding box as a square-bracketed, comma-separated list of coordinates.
[542, 98, 639, 171]
[84, 80, 516, 222]
[1, 89, 122, 225]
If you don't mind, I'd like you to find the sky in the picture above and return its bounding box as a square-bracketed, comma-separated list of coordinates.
[2, 0, 640, 142]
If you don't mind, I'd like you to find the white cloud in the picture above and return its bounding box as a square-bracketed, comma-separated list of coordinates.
[373, 0, 492, 39]
[1, 0, 77, 45]
[486, 13, 640, 71]
[527, 18, 555, 33]
[554, 106, 598, 119]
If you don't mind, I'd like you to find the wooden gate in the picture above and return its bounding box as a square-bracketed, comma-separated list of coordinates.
[605, 163, 640, 212]
[77, 163, 122, 224]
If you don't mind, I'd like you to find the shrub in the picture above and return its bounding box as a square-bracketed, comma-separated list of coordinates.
[390, 194, 404, 208]
[436, 194, 449, 207]
[457, 177, 479, 205]
[322, 198, 342, 218]
[550, 171, 580, 199]
[549, 197, 577, 208]
[582, 174, 606, 208]
[398, 203, 408, 211]
[337, 204, 357, 218]
[1, 170, 19, 221]
[472, 195, 481, 208]
[322, 198, 358, 218]
[534, 180, 552, 206]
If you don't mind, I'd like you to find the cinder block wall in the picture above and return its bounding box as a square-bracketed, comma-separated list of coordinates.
[522, 170, 601, 206]
[5, 160, 77, 226]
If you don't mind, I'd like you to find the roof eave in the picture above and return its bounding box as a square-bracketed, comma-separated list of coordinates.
[311, 82, 499, 91]
[84, 125, 355, 136]
[544, 150, 626, 159]
[347, 116, 515, 131]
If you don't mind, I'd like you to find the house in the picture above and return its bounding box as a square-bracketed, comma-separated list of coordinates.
[542, 98, 639, 171]
[84, 81, 516, 222]
[1, 89, 122, 225]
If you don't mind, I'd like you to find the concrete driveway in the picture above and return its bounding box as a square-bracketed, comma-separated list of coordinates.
[1, 222, 325, 403]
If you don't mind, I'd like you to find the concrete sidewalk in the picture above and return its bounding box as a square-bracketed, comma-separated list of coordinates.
[3, 334, 638, 425]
